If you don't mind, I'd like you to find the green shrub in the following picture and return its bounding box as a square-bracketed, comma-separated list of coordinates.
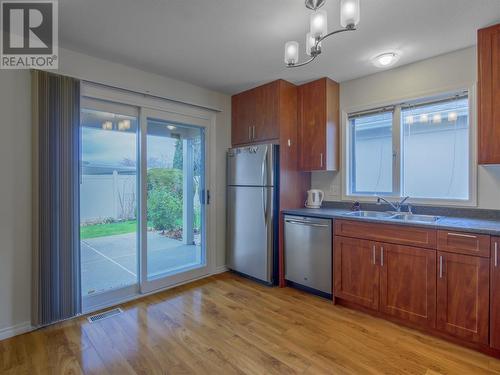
[147, 168, 183, 231]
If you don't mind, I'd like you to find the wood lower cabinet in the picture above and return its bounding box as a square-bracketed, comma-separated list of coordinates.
[334, 220, 494, 355]
[491, 237, 500, 349]
[379, 244, 436, 328]
[436, 251, 489, 345]
[334, 236, 379, 310]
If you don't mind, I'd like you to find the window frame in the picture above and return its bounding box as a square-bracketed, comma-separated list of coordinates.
[343, 87, 477, 207]
[347, 108, 400, 196]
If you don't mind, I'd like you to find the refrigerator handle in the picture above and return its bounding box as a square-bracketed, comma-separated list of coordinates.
[262, 187, 267, 222]
[261, 148, 267, 187]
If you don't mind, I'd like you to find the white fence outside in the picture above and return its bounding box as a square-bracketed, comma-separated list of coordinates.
[80, 172, 136, 224]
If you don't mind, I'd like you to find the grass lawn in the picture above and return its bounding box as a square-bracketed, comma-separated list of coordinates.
[81, 220, 137, 239]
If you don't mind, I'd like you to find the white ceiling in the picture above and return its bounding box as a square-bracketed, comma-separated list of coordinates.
[59, 0, 500, 94]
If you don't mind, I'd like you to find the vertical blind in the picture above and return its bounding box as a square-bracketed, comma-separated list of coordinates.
[32, 71, 81, 326]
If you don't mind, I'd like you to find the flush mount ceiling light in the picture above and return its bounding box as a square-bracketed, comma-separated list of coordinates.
[372, 52, 400, 68]
[284, 0, 360, 68]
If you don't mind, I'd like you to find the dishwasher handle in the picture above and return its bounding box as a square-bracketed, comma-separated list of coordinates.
[285, 219, 329, 228]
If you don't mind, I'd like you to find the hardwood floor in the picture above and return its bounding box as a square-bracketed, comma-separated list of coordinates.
[2, 272, 500, 374]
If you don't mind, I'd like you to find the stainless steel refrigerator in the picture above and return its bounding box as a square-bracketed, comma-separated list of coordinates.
[227, 143, 279, 285]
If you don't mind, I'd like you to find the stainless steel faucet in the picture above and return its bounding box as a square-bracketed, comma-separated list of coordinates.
[376, 196, 410, 212]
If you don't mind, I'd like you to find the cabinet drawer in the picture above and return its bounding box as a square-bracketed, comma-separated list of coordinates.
[334, 220, 437, 249]
[437, 230, 490, 257]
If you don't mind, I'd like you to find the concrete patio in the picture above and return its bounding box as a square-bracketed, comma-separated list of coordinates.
[81, 231, 201, 295]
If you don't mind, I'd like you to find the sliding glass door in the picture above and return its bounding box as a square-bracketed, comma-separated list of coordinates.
[80, 99, 140, 310]
[80, 98, 211, 310]
[140, 109, 209, 292]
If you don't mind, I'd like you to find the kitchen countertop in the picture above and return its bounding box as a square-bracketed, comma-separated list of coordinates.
[282, 208, 500, 236]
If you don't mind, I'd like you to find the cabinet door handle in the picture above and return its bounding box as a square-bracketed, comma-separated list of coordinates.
[447, 232, 477, 239]
[439, 255, 443, 278]
[495, 242, 498, 268]
[380, 246, 384, 267]
[252, 126, 256, 140]
[320, 153, 323, 168]
[248, 126, 251, 140]
[372, 245, 376, 265]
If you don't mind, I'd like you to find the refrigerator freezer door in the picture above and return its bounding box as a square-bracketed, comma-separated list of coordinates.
[227, 144, 275, 187]
[227, 185, 274, 282]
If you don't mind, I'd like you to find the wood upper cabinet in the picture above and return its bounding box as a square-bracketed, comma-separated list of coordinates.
[436, 251, 489, 345]
[379, 244, 436, 328]
[255, 81, 279, 142]
[334, 236, 379, 310]
[231, 89, 255, 145]
[231, 80, 280, 146]
[298, 78, 339, 171]
[478, 23, 500, 164]
[491, 237, 500, 349]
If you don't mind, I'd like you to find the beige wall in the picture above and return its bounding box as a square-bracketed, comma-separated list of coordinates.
[0, 48, 231, 338]
[0, 69, 32, 339]
[312, 46, 500, 209]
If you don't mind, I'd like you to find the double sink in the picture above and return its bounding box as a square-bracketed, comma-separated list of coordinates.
[344, 210, 440, 223]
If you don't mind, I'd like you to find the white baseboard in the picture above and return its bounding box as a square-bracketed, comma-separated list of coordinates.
[214, 265, 228, 274]
[0, 321, 33, 341]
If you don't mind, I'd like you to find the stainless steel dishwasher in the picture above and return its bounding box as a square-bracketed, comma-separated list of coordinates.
[284, 215, 332, 298]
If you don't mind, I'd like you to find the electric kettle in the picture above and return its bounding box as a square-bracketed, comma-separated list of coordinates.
[305, 189, 324, 208]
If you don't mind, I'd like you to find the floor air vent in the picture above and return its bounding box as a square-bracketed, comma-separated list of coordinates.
[87, 307, 123, 323]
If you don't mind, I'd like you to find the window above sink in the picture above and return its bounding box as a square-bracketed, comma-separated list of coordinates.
[345, 91, 474, 206]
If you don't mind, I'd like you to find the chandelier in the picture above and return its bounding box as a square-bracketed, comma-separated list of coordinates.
[284, 0, 360, 67]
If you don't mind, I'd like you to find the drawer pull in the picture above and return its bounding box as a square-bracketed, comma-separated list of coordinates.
[439, 255, 444, 278]
[495, 242, 498, 268]
[447, 232, 477, 239]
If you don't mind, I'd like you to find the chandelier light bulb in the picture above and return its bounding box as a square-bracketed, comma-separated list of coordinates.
[284, 41, 299, 65]
[310, 10, 328, 38]
[340, 0, 360, 28]
[306, 32, 321, 56]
